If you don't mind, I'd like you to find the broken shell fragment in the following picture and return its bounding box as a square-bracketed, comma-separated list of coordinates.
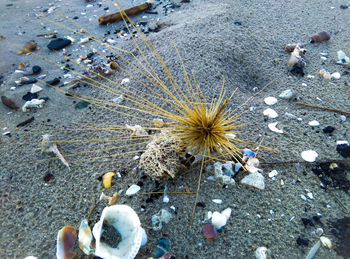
[56, 225, 77, 259]
[102, 172, 116, 189]
[41, 134, 70, 170]
[19, 41, 37, 54]
[264, 96, 277, 105]
[268, 122, 284, 134]
[92, 205, 145, 259]
[126, 184, 141, 196]
[288, 44, 306, 67]
[78, 219, 95, 255]
[126, 124, 148, 136]
[263, 108, 278, 119]
[301, 150, 318, 162]
[22, 99, 45, 112]
[100, 192, 119, 205]
[1, 96, 19, 110]
[310, 31, 330, 43]
[255, 247, 268, 259]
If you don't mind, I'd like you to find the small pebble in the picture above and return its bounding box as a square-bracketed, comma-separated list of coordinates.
[212, 199, 222, 204]
[264, 96, 278, 105]
[331, 72, 341, 79]
[32, 65, 41, 75]
[301, 150, 318, 162]
[47, 38, 72, 50]
[268, 170, 278, 178]
[308, 120, 320, 126]
[255, 247, 268, 259]
[263, 108, 278, 119]
[125, 184, 141, 196]
[300, 194, 307, 201]
[241, 172, 265, 190]
[322, 126, 335, 134]
[268, 122, 284, 134]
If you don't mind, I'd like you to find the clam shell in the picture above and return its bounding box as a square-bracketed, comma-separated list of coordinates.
[78, 219, 94, 255]
[92, 205, 143, 259]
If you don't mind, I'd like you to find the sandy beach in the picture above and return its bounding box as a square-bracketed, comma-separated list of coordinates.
[0, 0, 349, 258]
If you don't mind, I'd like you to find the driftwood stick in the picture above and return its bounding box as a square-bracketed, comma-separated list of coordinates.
[99, 0, 154, 25]
[296, 102, 350, 116]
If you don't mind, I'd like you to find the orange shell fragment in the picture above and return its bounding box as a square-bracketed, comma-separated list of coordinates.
[102, 172, 116, 189]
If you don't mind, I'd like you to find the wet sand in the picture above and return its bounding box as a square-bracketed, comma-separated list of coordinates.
[0, 0, 349, 258]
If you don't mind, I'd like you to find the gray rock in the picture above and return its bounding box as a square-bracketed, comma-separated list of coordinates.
[241, 172, 265, 190]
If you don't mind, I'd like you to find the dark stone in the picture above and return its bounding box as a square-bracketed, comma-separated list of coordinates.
[340, 4, 348, 9]
[87, 52, 94, 58]
[46, 77, 60, 86]
[32, 65, 41, 74]
[73, 16, 79, 20]
[104, 7, 109, 10]
[43, 173, 55, 182]
[323, 126, 335, 134]
[234, 21, 242, 25]
[336, 143, 350, 158]
[6, 3, 13, 7]
[290, 65, 305, 76]
[196, 202, 206, 208]
[16, 117, 34, 127]
[21, 78, 37, 85]
[312, 162, 350, 190]
[22, 92, 38, 101]
[301, 217, 315, 227]
[100, 222, 122, 248]
[296, 237, 309, 246]
[47, 38, 72, 50]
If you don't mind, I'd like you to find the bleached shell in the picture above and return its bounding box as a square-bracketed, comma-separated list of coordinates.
[268, 170, 278, 178]
[268, 122, 283, 133]
[126, 184, 141, 196]
[212, 199, 222, 204]
[301, 150, 318, 162]
[331, 72, 341, 79]
[264, 96, 278, 105]
[211, 211, 227, 230]
[92, 205, 143, 259]
[263, 108, 278, 119]
[255, 247, 268, 259]
[22, 99, 45, 112]
[78, 218, 94, 255]
[308, 120, 320, 126]
[320, 236, 332, 248]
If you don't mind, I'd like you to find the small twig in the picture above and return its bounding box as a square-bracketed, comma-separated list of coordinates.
[329, 191, 349, 213]
[296, 102, 350, 116]
[141, 191, 194, 195]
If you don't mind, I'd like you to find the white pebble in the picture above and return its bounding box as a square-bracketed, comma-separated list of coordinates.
[263, 108, 278, 119]
[279, 89, 294, 100]
[268, 122, 284, 134]
[125, 184, 141, 196]
[121, 78, 130, 85]
[301, 150, 318, 162]
[301, 83, 307, 87]
[241, 172, 265, 190]
[212, 199, 222, 204]
[30, 84, 43, 94]
[264, 96, 278, 105]
[331, 72, 341, 79]
[340, 115, 346, 121]
[107, 39, 117, 44]
[308, 120, 320, 126]
[300, 194, 307, 201]
[268, 170, 278, 178]
[307, 192, 314, 199]
[337, 140, 349, 146]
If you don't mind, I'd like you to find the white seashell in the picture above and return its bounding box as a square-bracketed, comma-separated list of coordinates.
[211, 211, 227, 230]
[279, 89, 294, 100]
[264, 96, 277, 105]
[323, 72, 331, 81]
[30, 84, 43, 94]
[78, 219, 94, 255]
[92, 205, 144, 259]
[126, 184, 141, 196]
[320, 236, 332, 248]
[22, 99, 45, 112]
[207, 211, 213, 220]
[107, 39, 117, 44]
[255, 247, 268, 259]
[263, 108, 278, 119]
[337, 50, 350, 63]
[212, 199, 222, 204]
[112, 95, 124, 104]
[221, 208, 232, 221]
[301, 150, 318, 162]
[331, 72, 341, 79]
[308, 120, 320, 126]
[307, 192, 314, 199]
[268, 122, 283, 134]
